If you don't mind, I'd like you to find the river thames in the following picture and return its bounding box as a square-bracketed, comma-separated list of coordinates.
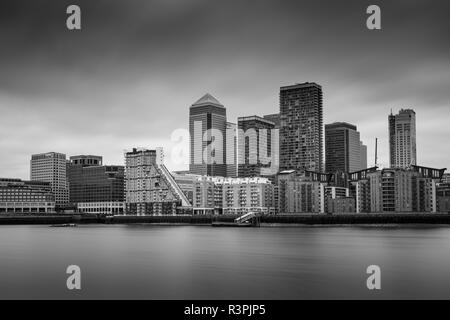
[0, 224, 449, 299]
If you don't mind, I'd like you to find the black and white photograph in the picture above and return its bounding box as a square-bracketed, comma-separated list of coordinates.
[0, 0, 450, 313]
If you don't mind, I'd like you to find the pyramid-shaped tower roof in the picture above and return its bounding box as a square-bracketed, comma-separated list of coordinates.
[191, 93, 224, 108]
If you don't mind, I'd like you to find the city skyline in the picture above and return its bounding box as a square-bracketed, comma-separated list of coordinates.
[1, 0, 450, 179]
[1, 88, 448, 179]
[2, 0, 450, 305]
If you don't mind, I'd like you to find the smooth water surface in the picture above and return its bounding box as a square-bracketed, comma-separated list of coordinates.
[0, 224, 449, 299]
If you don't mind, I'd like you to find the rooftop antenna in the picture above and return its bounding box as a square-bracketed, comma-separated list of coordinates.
[375, 137, 378, 167]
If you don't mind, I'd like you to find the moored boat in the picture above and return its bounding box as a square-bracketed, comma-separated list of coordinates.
[50, 223, 78, 227]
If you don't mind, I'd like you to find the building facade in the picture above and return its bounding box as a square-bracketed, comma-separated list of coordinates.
[67, 155, 124, 215]
[69, 155, 103, 166]
[68, 155, 124, 203]
[277, 170, 325, 214]
[353, 179, 371, 213]
[238, 115, 278, 178]
[279, 82, 323, 172]
[30, 152, 69, 207]
[172, 172, 202, 205]
[189, 93, 227, 177]
[326, 197, 356, 214]
[77, 202, 125, 215]
[325, 122, 367, 173]
[0, 178, 55, 214]
[222, 177, 275, 215]
[226, 122, 237, 177]
[360, 142, 368, 171]
[125, 148, 191, 216]
[263, 113, 280, 128]
[389, 109, 417, 168]
[191, 176, 275, 215]
[354, 165, 444, 213]
[437, 183, 450, 212]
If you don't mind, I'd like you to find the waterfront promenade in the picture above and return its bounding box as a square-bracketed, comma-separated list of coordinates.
[0, 213, 449, 225]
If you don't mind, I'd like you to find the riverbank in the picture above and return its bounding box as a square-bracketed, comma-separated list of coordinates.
[0, 213, 450, 225]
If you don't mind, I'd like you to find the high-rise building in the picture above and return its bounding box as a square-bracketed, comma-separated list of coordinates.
[279, 82, 323, 172]
[0, 178, 55, 214]
[67, 155, 125, 215]
[189, 93, 227, 177]
[325, 122, 367, 173]
[263, 114, 280, 176]
[125, 148, 191, 216]
[30, 152, 69, 207]
[263, 113, 280, 128]
[360, 142, 368, 170]
[226, 122, 237, 177]
[237, 115, 278, 178]
[389, 109, 417, 168]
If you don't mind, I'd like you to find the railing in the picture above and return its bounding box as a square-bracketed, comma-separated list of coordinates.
[158, 164, 191, 207]
[234, 211, 257, 223]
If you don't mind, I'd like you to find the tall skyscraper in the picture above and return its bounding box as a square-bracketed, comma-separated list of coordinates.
[325, 122, 367, 173]
[279, 82, 323, 172]
[189, 93, 227, 177]
[237, 115, 277, 177]
[360, 141, 368, 170]
[30, 152, 69, 206]
[389, 109, 417, 168]
[226, 122, 237, 177]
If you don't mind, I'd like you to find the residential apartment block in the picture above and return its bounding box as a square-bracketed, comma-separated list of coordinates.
[389, 109, 417, 168]
[125, 148, 190, 216]
[191, 176, 275, 215]
[279, 82, 323, 172]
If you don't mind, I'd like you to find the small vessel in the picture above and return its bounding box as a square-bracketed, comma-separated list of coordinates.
[50, 223, 78, 227]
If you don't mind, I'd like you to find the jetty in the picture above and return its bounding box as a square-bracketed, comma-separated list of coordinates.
[212, 212, 260, 227]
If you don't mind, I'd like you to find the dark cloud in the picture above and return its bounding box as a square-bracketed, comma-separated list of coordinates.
[1, 0, 449, 178]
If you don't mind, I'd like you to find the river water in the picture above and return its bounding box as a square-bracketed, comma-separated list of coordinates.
[0, 224, 449, 299]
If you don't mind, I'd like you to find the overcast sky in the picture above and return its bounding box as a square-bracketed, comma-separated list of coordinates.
[0, 0, 449, 178]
